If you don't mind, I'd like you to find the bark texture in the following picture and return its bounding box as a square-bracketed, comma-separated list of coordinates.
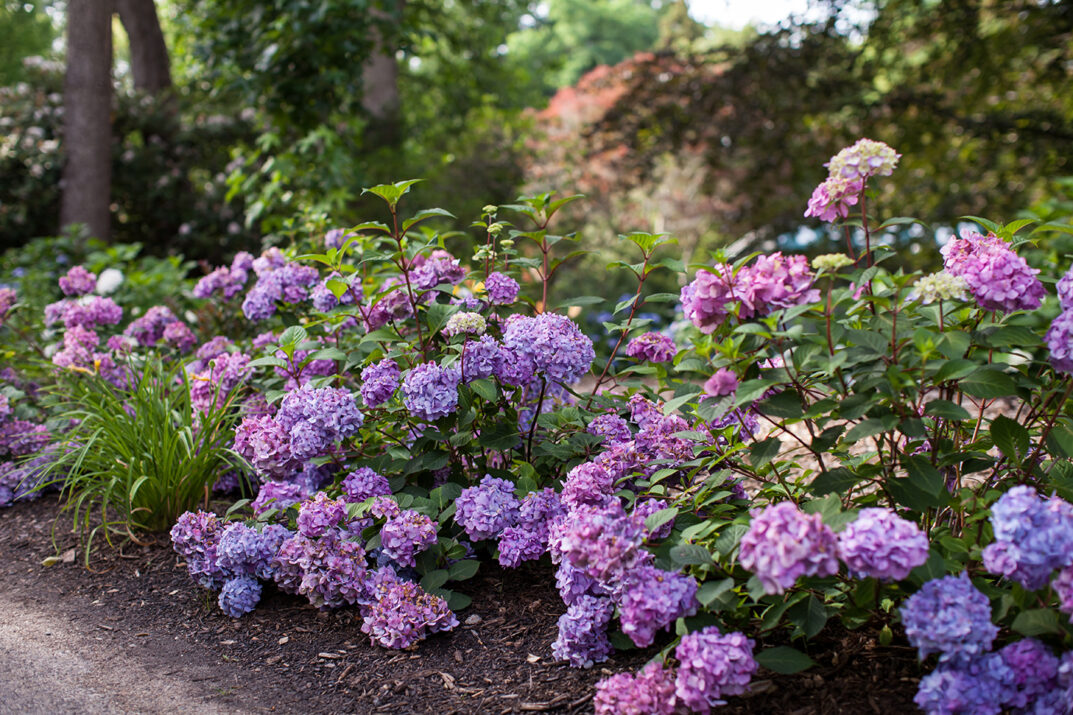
[115, 0, 171, 92]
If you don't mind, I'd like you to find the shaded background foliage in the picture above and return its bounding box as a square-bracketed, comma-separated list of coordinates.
[1, 0, 1072, 283]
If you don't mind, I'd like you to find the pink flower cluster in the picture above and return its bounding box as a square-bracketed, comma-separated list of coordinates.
[941, 230, 1045, 313]
[804, 138, 900, 222]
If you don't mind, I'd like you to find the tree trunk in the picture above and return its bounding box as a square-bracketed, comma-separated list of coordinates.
[361, 1, 403, 146]
[61, 0, 113, 240]
[115, 0, 171, 92]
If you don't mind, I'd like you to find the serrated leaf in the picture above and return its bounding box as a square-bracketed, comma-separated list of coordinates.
[749, 437, 782, 468]
[448, 559, 480, 581]
[644, 507, 678, 535]
[924, 400, 971, 421]
[696, 578, 735, 607]
[961, 368, 1017, 399]
[670, 543, 713, 567]
[1011, 609, 1062, 637]
[990, 415, 1030, 463]
[845, 415, 898, 443]
[278, 325, 308, 347]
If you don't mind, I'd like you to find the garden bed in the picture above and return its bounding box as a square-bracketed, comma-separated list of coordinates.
[1, 496, 919, 713]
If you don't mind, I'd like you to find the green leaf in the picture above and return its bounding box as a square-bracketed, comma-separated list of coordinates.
[757, 391, 803, 419]
[696, 578, 735, 607]
[278, 325, 308, 347]
[715, 523, 749, 555]
[845, 415, 898, 443]
[468, 378, 497, 402]
[362, 179, 423, 209]
[552, 295, 605, 310]
[326, 278, 350, 299]
[1011, 609, 1062, 637]
[748, 437, 782, 468]
[670, 543, 713, 567]
[903, 455, 945, 496]
[445, 590, 472, 611]
[402, 207, 454, 232]
[1046, 424, 1073, 459]
[645, 507, 679, 535]
[788, 595, 828, 638]
[448, 559, 480, 581]
[990, 415, 1030, 463]
[924, 400, 971, 421]
[755, 646, 816, 674]
[420, 569, 450, 591]
[808, 468, 861, 496]
[934, 359, 977, 383]
[961, 368, 1018, 399]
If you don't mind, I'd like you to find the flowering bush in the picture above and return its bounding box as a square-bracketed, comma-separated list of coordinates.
[6, 143, 1073, 712]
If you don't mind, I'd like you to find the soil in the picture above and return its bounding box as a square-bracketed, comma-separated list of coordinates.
[0, 495, 921, 714]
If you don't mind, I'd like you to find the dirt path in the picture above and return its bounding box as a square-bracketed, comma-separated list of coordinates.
[0, 595, 246, 714]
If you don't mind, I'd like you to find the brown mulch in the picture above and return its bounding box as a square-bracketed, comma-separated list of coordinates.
[0, 495, 921, 713]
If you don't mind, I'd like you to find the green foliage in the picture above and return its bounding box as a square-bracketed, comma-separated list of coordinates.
[0, 0, 57, 86]
[41, 359, 243, 559]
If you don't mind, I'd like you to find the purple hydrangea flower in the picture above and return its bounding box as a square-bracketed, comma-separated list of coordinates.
[360, 568, 459, 648]
[124, 305, 178, 346]
[594, 662, 678, 715]
[680, 265, 736, 334]
[502, 313, 595, 385]
[216, 522, 291, 580]
[738, 501, 839, 594]
[704, 368, 738, 397]
[553, 500, 648, 582]
[233, 415, 298, 478]
[900, 573, 998, 664]
[250, 480, 310, 516]
[58, 266, 97, 296]
[401, 362, 462, 421]
[497, 488, 564, 568]
[162, 321, 197, 353]
[170, 511, 226, 588]
[625, 332, 677, 363]
[982, 486, 1073, 590]
[554, 559, 608, 605]
[342, 467, 392, 503]
[674, 626, 758, 712]
[311, 271, 355, 313]
[380, 509, 438, 567]
[587, 414, 631, 445]
[410, 250, 466, 290]
[454, 475, 520, 541]
[360, 359, 400, 408]
[1058, 265, 1073, 311]
[218, 576, 262, 617]
[0, 287, 15, 325]
[941, 230, 1045, 313]
[997, 638, 1060, 709]
[296, 492, 348, 538]
[837, 507, 930, 581]
[913, 653, 1014, 715]
[560, 462, 616, 510]
[0, 394, 9, 424]
[1046, 309, 1073, 374]
[484, 271, 519, 305]
[47, 296, 123, 329]
[460, 335, 503, 382]
[275, 386, 364, 462]
[616, 564, 698, 647]
[734, 253, 820, 319]
[369, 496, 401, 519]
[804, 175, 864, 222]
[551, 594, 614, 668]
[190, 351, 252, 413]
[272, 531, 368, 608]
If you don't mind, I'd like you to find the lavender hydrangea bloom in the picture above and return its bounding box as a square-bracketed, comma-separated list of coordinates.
[47, 296, 123, 329]
[704, 368, 738, 397]
[625, 332, 677, 363]
[804, 175, 863, 222]
[913, 653, 1014, 715]
[170, 511, 226, 588]
[401, 362, 462, 421]
[460, 335, 503, 382]
[484, 271, 519, 304]
[250, 480, 310, 515]
[997, 638, 1060, 709]
[216, 522, 291, 580]
[58, 266, 97, 296]
[218, 576, 262, 618]
[616, 564, 698, 647]
[0, 420, 50, 457]
[0, 394, 9, 423]
[360, 359, 400, 407]
[680, 265, 736, 333]
[941, 230, 1045, 312]
[1059, 266, 1073, 311]
[554, 500, 648, 582]
[380, 510, 438, 567]
[554, 559, 608, 605]
[593, 662, 678, 715]
[560, 462, 615, 510]
[233, 415, 297, 478]
[735, 252, 820, 318]
[190, 351, 252, 413]
[342, 467, 392, 503]
[1046, 309, 1073, 374]
[360, 568, 459, 648]
[674, 626, 758, 712]
[900, 573, 998, 664]
[296, 492, 348, 538]
[587, 414, 631, 445]
[502, 313, 595, 385]
[275, 386, 364, 462]
[837, 507, 930, 581]
[551, 595, 614, 668]
[411, 250, 466, 290]
[0, 287, 15, 325]
[369, 496, 402, 519]
[162, 321, 197, 353]
[454, 475, 520, 541]
[805, 139, 898, 221]
[982, 486, 1073, 590]
[273, 531, 368, 608]
[124, 305, 178, 346]
[497, 488, 563, 568]
[738, 502, 839, 594]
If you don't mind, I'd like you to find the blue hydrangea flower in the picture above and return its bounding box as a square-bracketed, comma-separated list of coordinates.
[454, 475, 520, 541]
[380, 509, 438, 567]
[218, 576, 262, 618]
[360, 359, 400, 408]
[900, 573, 998, 664]
[551, 594, 614, 668]
[837, 507, 930, 581]
[401, 362, 462, 421]
[982, 486, 1073, 590]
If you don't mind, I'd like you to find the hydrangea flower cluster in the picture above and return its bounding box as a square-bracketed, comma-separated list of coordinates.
[551, 594, 614, 668]
[296, 492, 348, 538]
[909, 271, 970, 304]
[804, 138, 899, 222]
[310, 271, 355, 313]
[593, 662, 678, 715]
[941, 230, 1045, 313]
[241, 249, 319, 321]
[45, 296, 122, 330]
[496, 488, 564, 568]
[0, 287, 16, 325]
[273, 529, 369, 608]
[1047, 264, 1073, 374]
[586, 413, 631, 445]
[460, 335, 503, 381]
[170, 510, 226, 588]
[58, 266, 97, 296]
[811, 253, 854, 272]
[189, 351, 252, 413]
[616, 564, 698, 648]
[981, 486, 1073, 589]
[442, 311, 486, 337]
[410, 250, 466, 290]
[218, 576, 261, 618]
[900, 572, 998, 664]
[483, 271, 519, 304]
[738, 501, 839, 594]
[454, 475, 520, 541]
[380, 509, 438, 567]
[0, 419, 50, 457]
[501, 313, 595, 386]
[552, 500, 649, 583]
[270, 386, 363, 463]
[342, 467, 392, 503]
[360, 567, 459, 648]
[704, 368, 738, 397]
[625, 332, 676, 363]
[216, 522, 291, 581]
[679, 264, 736, 334]
[674, 626, 758, 712]
[401, 362, 462, 421]
[837, 507, 930, 581]
[360, 359, 400, 407]
[124, 305, 181, 346]
[193, 252, 253, 300]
